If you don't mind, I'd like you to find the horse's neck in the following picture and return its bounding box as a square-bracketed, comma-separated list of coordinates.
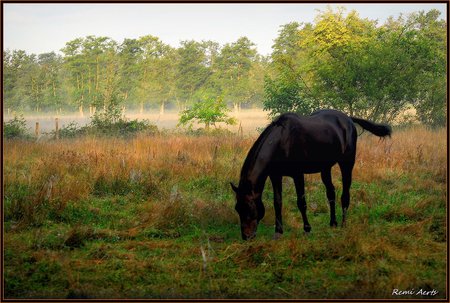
[241, 128, 281, 193]
[242, 158, 269, 194]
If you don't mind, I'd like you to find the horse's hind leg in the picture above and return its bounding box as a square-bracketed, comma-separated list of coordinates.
[338, 161, 354, 227]
[321, 168, 337, 227]
[294, 174, 311, 233]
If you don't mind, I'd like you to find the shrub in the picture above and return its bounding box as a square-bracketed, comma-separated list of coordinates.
[3, 115, 30, 139]
[50, 110, 159, 139]
[185, 127, 234, 137]
[52, 122, 86, 139]
[88, 109, 158, 137]
[178, 96, 236, 130]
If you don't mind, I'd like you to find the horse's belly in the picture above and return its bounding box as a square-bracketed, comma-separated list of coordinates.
[270, 159, 336, 175]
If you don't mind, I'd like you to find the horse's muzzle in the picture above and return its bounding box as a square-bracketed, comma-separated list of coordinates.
[241, 219, 258, 240]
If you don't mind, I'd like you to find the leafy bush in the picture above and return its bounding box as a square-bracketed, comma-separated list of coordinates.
[53, 122, 86, 139]
[3, 115, 30, 139]
[263, 72, 314, 118]
[184, 127, 235, 137]
[50, 108, 159, 139]
[88, 117, 158, 137]
[178, 96, 236, 130]
[87, 109, 158, 137]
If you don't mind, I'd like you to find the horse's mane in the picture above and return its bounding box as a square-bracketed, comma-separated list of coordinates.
[239, 114, 294, 189]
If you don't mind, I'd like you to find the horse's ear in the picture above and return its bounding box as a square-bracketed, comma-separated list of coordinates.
[230, 182, 239, 193]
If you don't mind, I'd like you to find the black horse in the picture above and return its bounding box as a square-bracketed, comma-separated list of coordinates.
[231, 109, 391, 240]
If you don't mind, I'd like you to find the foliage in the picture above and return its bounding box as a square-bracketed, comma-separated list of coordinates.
[49, 107, 158, 139]
[414, 79, 447, 128]
[55, 122, 85, 139]
[184, 127, 235, 137]
[135, 35, 177, 114]
[214, 37, 262, 111]
[264, 22, 314, 118]
[3, 115, 30, 139]
[263, 73, 314, 117]
[86, 108, 158, 137]
[176, 40, 212, 109]
[178, 96, 237, 130]
[60, 36, 121, 114]
[409, 10, 447, 127]
[264, 8, 447, 126]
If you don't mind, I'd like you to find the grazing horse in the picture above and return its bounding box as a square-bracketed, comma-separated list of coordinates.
[231, 109, 391, 240]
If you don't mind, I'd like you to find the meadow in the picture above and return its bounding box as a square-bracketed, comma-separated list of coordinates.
[3, 125, 447, 299]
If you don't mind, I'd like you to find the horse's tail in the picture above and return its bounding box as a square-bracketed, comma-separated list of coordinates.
[351, 117, 392, 137]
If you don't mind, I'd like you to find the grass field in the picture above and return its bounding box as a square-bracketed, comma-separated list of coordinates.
[3, 126, 447, 299]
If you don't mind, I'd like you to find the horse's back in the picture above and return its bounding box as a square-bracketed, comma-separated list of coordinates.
[277, 110, 355, 141]
[276, 109, 353, 128]
[272, 110, 357, 173]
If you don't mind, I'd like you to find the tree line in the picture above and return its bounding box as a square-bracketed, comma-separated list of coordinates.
[3, 8, 446, 126]
[4, 36, 265, 116]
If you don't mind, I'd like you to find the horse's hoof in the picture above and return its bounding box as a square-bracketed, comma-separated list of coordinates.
[304, 225, 312, 233]
[272, 232, 283, 240]
[330, 222, 338, 228]
[304, 231, 311, 236]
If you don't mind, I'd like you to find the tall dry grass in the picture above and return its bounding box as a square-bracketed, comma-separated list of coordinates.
[4, 134, 249, 226]
[3, 126, 446, 228]
[355, 126, 446, 183]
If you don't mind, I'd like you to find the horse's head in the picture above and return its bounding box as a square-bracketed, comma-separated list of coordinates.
[230, 182, 265, 240]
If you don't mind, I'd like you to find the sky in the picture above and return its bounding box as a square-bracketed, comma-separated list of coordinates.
[3, 3, 447, 56]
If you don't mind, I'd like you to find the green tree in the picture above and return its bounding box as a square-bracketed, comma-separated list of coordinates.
[118, 38, 143, 110]
[264, 71, 312, 117]
[264, 22, 317, 117]
[3, 50, 19, 111]
[136, 35, 174, 114]
[157, 47, 178, 115]
[304, 8, 380, 118]
[178, 96, 236, 130]
[3, 50, 32, 111]
[175, 40, 211, 110]
[81, 36, 119, 113]
[272, 22, 303, 58]
[215, 37, 258, 111]
[4, 50, 67, 113]
[61, 38, 88, 115]
[139, 36, 178, 115]
[37, 52, 64, 113]
[408, 10, 447, 127]
[13, 53, 45, 113]
[62, 36, 120, 116]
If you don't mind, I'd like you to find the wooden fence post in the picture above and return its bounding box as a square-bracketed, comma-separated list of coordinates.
[55, 118, 59, 140]
[213, 145, 219, 161]
[35, 122, 40, 139]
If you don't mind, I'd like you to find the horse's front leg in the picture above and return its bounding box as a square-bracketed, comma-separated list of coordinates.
[270, 175, 283, 239]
